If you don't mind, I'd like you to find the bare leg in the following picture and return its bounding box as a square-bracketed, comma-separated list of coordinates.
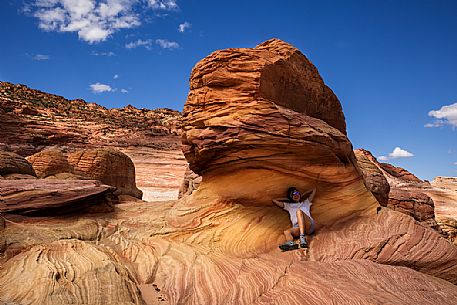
[283, 227, 300, 242]
[296, 210, 313, 234]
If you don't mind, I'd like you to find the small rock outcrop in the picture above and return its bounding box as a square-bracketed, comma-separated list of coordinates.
[26, 149, 73, 178]
[354, 149, 390, 206]
[68, 148, 143, 199]
[0, 151, 36, 178]
[0, 179, 116, 215]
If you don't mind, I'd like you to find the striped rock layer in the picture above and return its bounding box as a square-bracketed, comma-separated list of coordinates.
[1, 39, 457, 304]
[182, 38, 378, 227]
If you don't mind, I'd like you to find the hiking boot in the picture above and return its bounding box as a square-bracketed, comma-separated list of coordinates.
[300, 240, 308, 248]
[279, 241, 298, 251]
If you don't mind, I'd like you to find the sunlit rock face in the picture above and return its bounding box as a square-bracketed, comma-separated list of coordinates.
[2, 39, 457, 305]
[68, 148, 143, 199]
[182, 38, 378, 226]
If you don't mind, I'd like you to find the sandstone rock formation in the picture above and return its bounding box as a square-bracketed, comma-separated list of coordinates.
[354, 149, 390, 206]
[0, 151, 36, 178]
[26, 149, 73, 178]
[1, 39, 457, 305]
[68, 148, 143, 199]
[0, 179, 116, 215]
[427, 177, 457, 244]
[0, 81, 182, 156]
[353, 149, 440, 229]
[182, 38, 377, 227]
[178, 165, 202, 198]
[0, 81, 185, 201]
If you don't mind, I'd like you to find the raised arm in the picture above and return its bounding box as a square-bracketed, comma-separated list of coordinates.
[308, 188, 317, 202]
[272, 198, 288, 208]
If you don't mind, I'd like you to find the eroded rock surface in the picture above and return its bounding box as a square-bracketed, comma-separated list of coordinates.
[0, 151, 36, 178]
[26, 149, 73, 178]
[354, 149, 390, 206]
[1, 39, 457, 305]
[0, 179, 116, 215]
[68, 148, 143, 199]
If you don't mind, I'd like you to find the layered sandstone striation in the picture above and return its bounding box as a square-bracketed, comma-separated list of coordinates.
[0, 179, 116, 215]
[0, 81, 184, 201]
[353, 149, 440, 229]
[354, 149, 390, 206]
[0, 151, 36, 178]
[182, 38, 377, 226]
[26, 149, 73, 178]
[1, 40, 457, 304]
[68, 148, 143, 199]
[0, 81, 181, 156]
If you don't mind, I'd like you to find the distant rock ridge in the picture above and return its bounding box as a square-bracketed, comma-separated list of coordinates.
[0, 81, 182, 155]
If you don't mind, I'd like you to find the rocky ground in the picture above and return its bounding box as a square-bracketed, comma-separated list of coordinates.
[1, 39, 457, 305]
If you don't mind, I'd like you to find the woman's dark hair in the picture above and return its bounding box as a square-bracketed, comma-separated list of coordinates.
[287, 187, 298, 202]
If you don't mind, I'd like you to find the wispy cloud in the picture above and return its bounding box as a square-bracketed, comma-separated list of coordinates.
[426, 102, 457, 129]
[91, 51, 116, 56]
[147, 0, 178, 10]
[32, 54, 50, 60]
[121, 88, 128, 93]
[90, 82, 113, 93]
[378, 147, 414, 161]
[28, 0, 180, 43]
[155, 38, 179, 49]
[125, 38, 153, 49]
[178, 21, 191, 33]
[113, 74, 119, 79]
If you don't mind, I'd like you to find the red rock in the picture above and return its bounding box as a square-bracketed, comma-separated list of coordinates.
[182, 38, 377, 226]
[354, 149, 390, 206]
[379, 162, 422, 183]
[68, 148, 143, 199]
[0, 179, 116, 215]
[0, 151, 36, 177]
[26, 149, 73, 178]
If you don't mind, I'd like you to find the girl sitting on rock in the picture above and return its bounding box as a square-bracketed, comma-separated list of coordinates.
[272, 187, 316, 251]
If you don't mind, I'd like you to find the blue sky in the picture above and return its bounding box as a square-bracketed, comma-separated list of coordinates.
[1, 0, 456, 180]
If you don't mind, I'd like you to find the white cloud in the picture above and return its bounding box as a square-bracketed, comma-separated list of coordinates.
[125, 38, 153, 49]
[378, 147, 414, 161]
[30, 0, 141, 43]
[113, 74, 119, 79]
[90, 82, 112, 93]
[178, 21, 190, 33]
[427, 102, 457, 128]
[155, 38, 179, 49]
[32, 54, 50, 60]
[121, 88, 128, 93]
[147, 0, 178, 10]
[91, 51, 116, 56]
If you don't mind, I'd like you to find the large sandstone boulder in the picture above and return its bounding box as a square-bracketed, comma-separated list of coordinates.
[68, 148, 143, 199]
[182, 38, 378, 226]
[0, 151, 36, 178]
[26, 149, 73, 178]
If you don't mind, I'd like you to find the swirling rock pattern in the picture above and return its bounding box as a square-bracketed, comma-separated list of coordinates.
[182, 38, 378, 226]
[2, 39, 457, 304]
[68, 148, 143, 199]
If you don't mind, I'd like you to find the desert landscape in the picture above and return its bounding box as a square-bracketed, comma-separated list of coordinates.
[1, 38, 457, 304]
